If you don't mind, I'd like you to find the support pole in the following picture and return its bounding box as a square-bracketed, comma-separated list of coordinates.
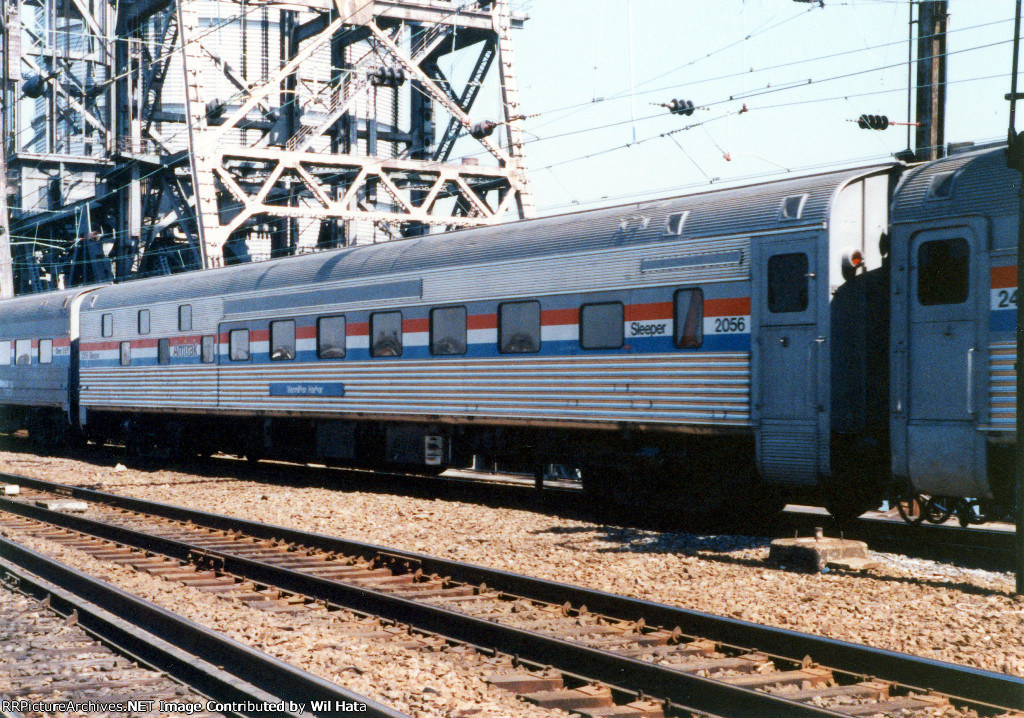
[915, 1, 947, 161]
[1008, 0, 1024, 596]
[0, 0, 14, 298]
[0, 159, 12, 298]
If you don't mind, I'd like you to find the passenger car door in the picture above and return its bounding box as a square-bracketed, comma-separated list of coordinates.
[753, 234, 825, 486]
[903, 226, 988, 497]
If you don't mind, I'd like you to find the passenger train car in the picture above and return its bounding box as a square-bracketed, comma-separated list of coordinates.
[0, 146, 1017, 523]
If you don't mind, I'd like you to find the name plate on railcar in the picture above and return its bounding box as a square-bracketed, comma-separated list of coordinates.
[269, 382, 346, 397]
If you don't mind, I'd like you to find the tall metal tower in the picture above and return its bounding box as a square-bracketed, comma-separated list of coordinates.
[0, 0, 533, 294]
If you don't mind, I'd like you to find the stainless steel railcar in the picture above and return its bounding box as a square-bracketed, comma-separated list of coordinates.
[69, 163, 894, 516]
[0, 146, 1016, 521]
[888, 148, 1019, 521]
[0, 287, 95, 444]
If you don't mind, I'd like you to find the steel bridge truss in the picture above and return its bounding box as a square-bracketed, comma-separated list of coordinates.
[0, 0, 532, 294]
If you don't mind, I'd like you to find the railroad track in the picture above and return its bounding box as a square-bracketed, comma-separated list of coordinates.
[0, 531, 403, 717]
[1, 473, 1022, 718]
[0, 575, 227, 718]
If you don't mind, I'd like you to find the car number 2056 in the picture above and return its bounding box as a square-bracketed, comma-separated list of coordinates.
[712, 316, 747, 333]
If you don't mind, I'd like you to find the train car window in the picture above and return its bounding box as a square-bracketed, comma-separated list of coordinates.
[317, 316, 346, 359]
[580, 302, 624, 349]
[38, 339, 52, 364]
[430, 306, 467, 356]
[674, 289, 704, 348]
[0, 340, 10, 366]
[499, 301, 541, 354]
[918, 238, 969, 306]
[664, 211, 689, 236]
[229, 329, 250, 361]
[138, 309, 150, 335]
[270, 320, 296, 361]
[370, 312, 403, 357]
[102, 313, 113, 337]
[120, 342, 131, 366]
[767, 253, 809, 313]
[202, 335, 216, 363]
[158, 339, 170, 365]
[15, 339, 31, 365]
[178, 305, 192, 332]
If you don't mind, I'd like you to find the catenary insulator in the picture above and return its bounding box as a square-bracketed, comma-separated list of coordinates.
[371, 67, 406, 87]
[22, 74, 48, 99]
[858, 114, 889, 130]
[668, 99, 696, 116]
[470, 120, 498, 139]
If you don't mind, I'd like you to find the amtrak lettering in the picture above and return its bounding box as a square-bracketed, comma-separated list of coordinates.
[171, 343, 200, 358]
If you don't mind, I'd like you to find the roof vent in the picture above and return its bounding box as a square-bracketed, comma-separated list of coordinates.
[779, 194, 807, 221]
[664, 211, 689, 236]
[927, 172, 956, 199]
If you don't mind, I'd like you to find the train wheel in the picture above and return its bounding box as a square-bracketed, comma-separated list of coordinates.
[923, 496, 955, 524]
[956, 499, 981, 527]
[894, 493, 926, 526]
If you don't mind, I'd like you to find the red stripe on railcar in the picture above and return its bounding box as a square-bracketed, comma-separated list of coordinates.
[992, 265, 1017, 288]
[625, 302, 672, 322]
[542, 308, 579, 325]
[705, 297, 751, 316]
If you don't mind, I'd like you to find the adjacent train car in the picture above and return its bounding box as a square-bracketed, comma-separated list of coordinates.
[0, 287, 94, 444]
[71, 164, 894, 516]
[887, 147, 1019, 521]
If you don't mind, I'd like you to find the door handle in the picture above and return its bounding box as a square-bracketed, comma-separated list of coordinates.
[966, 346, 976, 416]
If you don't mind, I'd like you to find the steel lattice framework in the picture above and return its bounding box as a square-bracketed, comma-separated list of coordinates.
[0, 0, 532, 295]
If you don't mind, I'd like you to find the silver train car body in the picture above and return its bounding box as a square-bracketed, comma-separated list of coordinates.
[888, 148, 1018, 510]
[0, 287, 95, 442]
[0, 146, 1016, 518]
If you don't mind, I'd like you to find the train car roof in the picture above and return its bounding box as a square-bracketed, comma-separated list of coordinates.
[891, 145, 1019, 224]
[0, 287, 92, 338]
[81, 164, 890, 310]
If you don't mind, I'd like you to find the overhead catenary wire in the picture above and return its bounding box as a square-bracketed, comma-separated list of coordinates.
[527, 66, 1008, 198]
[528, 14, 1012, 131]
[6, 0, 1015, 280]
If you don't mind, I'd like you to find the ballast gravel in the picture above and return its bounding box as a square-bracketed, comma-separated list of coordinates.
[1, 445, 1023, 699]
[2, 527, 559, 718]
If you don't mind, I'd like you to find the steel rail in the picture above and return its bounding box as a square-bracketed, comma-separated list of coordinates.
[4, 472, 1024, 712]
[0, 537, 407, 718]
[0, 494, 842, 718]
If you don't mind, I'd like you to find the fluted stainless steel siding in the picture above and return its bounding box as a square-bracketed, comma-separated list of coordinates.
[80, 367, 218, 410]
[989, 342, 1015, 431]
[209, 354, 750, 427]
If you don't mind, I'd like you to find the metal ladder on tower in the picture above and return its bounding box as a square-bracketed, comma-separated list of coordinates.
[177, 0, 222, 267]
[494, 0, 534, 219]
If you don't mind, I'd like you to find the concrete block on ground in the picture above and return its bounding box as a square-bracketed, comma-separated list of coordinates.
[769, 535, 879, 573]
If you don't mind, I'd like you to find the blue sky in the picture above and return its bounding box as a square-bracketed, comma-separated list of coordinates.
[497, 1, 1017, 215]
